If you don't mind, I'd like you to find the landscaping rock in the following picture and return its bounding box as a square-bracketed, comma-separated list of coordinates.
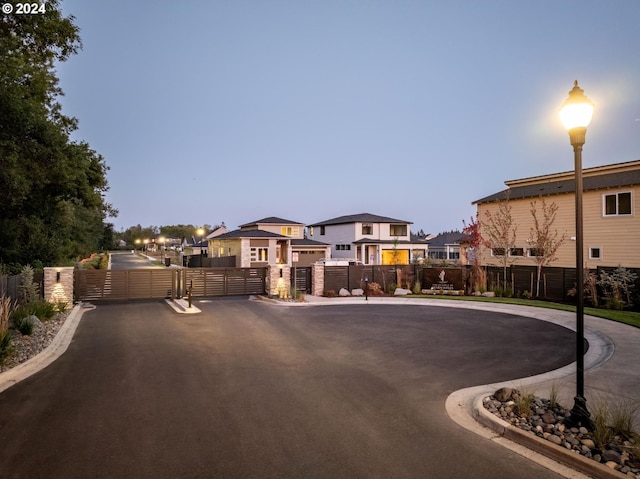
[351, 288, 364, 296]
[393, 288, 411, 295]
[493, 387, 513, 402]
[338, 288, 351, 296]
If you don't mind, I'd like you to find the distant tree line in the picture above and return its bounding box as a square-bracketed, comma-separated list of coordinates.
[0, 1, 117, 274]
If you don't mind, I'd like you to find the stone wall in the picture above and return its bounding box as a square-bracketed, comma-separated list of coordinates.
[267, 264, 291, 298]
[43, 267, 74, 305]
[311, 263, 324, 296]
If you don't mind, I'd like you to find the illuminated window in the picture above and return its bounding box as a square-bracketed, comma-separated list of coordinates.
[281, 226, 299, 237]
[250, 247, 268, 262]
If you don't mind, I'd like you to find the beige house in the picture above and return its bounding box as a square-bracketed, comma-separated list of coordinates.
[209, 217, 330, 267]
[473, 160, 640, 269]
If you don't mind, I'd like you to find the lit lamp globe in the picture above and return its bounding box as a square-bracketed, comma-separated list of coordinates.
[560, 80, 594, 146]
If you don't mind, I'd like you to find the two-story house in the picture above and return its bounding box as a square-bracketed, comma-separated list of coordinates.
[307, 213, 427, 265]
[473, 159, 640, 269]
[209, 217, 330, 267]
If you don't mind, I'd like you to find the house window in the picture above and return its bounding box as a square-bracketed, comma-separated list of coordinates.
[390, 224, 407, 236]
[589, 247, 601, 260]
[250, 247, 268, 262]
[281, 226, 299, 237]
[604, 192, 632, 216]
[362, 223, 373, 235]
[335, 244, 351, 251]
[320, 226, 325, 235]
[510, 247, 525, 257]
[528, 248, 544, 257]
[448, 251, 460, 260]
[491, 248, 506, 257]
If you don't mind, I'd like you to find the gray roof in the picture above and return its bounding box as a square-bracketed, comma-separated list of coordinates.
[309, 213, 412, 227]
[291, 238, 329, 247]
[425, 231, 466, 247]
[352, 239, 417, 245]
[239, 216, 302, 228]
[474, 169, 640, 204]
[213, 229, 288, 240]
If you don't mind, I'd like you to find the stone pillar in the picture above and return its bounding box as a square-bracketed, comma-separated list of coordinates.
[44, 267, 74, 305]
[311, 263, 325, 296]
[267, 265, 290, 298]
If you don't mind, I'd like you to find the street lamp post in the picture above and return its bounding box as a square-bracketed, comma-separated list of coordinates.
[196, 228, 205, 257]
[560, 80, 594, 429]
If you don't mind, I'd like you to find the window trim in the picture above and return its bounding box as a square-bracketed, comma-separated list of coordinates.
[603, 191, 632, 217]
[589, 247, 602, 260]
[250, 247, 268, 262]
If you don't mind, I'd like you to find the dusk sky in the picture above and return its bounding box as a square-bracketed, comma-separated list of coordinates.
[57, 0, 640, 235]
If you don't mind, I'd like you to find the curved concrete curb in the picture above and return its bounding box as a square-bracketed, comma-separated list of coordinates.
[0, 302, 94, 394]
[472, 395, 628, 479]
[278, 296, 625, 478]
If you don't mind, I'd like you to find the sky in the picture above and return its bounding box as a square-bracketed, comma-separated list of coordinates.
[56, 0, 640, 235]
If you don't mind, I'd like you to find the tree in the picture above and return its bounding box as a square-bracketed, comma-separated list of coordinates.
[482, 193, 517, 289]
[0, 1, 116, 272]
[462, 213, 486, 293]
[528, 199, 566, 298]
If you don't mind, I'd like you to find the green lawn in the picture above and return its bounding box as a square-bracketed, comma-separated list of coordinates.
[410, 294, 640, 329]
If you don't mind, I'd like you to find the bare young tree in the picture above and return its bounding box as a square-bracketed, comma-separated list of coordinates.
[462, 213, 486, 293]
[528, 199, 567, 298]
[482, 193, 518, 289]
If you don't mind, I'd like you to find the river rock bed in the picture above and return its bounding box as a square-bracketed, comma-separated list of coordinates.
[0, 311, 70, 374]
[484, 387, 640, 477]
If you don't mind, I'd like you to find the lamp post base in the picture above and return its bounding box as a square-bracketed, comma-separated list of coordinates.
[565, 395, 594, 431]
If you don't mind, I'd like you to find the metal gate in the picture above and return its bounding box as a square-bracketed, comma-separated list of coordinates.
[75, 267, 266, 301]
[75, 269, 177, 301]
[291, 267, 312, 293]
[181, 268, 266, 297]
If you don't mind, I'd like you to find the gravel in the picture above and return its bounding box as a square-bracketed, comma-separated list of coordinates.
[485, 387, 640, 477]
[0, 311, 70, 374]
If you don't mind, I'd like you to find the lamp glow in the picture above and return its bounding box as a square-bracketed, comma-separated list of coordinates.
[560, 80, 594, 131]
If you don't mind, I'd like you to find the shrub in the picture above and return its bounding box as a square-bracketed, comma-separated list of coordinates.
[388, 282, 397, 294]
[30, 300, 56, 320]
[367, 282, 383, 296]
[412, 279, 422, 295]
[0, 331, 12, 363]
[324, 290, 336, 298]
[11, 300, 56, 322]
[18, 264, 40, 305]
[12, 315, 34, 336]
[0, 294, 13, 362]
[55, 301, 69, 313]
[513, 389, 535, 417]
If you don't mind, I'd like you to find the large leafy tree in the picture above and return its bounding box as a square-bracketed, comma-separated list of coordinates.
[0, 1, 116, 272]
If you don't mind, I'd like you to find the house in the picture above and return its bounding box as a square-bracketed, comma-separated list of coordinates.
[307, 213, 428, 265]
[425, 231, 467, 264]
[473, 159, 640, 269]
[209, 217, 330, 267]
[182, 225, 228, 256]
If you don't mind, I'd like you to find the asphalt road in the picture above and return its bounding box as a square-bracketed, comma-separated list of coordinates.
[110, 250, 163, 270]
[0, 299, 577, 479]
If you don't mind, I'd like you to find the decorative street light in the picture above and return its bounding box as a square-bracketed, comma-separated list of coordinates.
[196, 227, 205, 257]
[560, 80, 594, 429]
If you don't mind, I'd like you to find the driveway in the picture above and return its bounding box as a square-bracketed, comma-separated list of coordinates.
[0, 298, 576, 478]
